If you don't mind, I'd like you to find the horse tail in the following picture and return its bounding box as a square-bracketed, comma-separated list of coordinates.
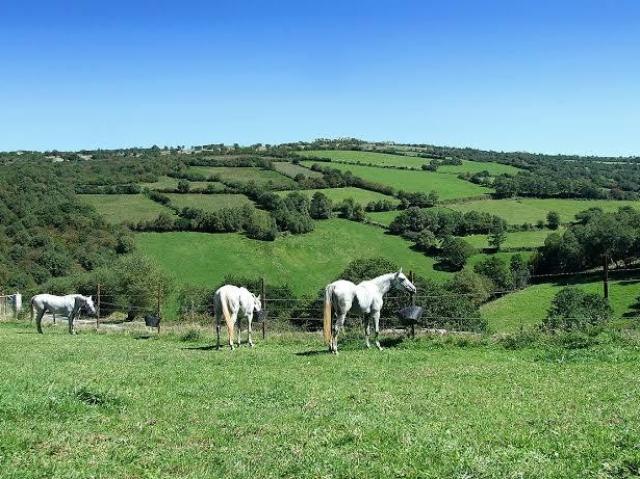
[323, 285, 333, 345]
[220, 291, 234, 343]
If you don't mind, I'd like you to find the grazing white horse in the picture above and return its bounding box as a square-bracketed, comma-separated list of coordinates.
[214, 285, 262, 350]
[323, 269, 416, 353]
[31, 294, 97, 335]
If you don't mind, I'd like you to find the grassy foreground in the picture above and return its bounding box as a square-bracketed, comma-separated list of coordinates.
[2, 321, 640, 478]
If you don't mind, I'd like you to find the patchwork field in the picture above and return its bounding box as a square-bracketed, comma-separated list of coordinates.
[481, 278, 640, 332]
[299, 150, 521, 175]
[187, 166, 297, 188]
[448, 198, 640, 225]
[136, 219, 447, 295]
[276, 187, 399, 207]
[3, 322, 640, 478]
[273, 161, 323, 178]
[140, 176, 226, 192]
[165, 193, 253, 211]
[80, 194, 172, 224]
[301, 161, 491, 200]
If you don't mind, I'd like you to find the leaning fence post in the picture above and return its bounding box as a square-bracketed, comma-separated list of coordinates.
[96, 283, 101, 330]
[261, 277, 266, 340]
[410, 271, 416, 338]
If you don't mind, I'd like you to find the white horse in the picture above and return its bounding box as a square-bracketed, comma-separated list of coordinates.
[323, 269, 416, 353]
[31, 294, 97, 335]
[214, 285, 262, 350]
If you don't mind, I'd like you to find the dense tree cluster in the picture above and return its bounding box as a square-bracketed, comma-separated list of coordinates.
[389, 207, 507, 238]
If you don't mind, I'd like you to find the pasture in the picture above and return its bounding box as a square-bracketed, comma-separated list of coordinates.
[481, 277, 640, 332]
[447, 198, 640, 226]
[300, 161, 491, 200]
[187, 166, 297, 188]
[273, 161, 324, 178]
[275, 187, 399, 207]
[165, 193, 253, 211]
[79, 194, 173, 224]
[462, 228, 562, 250]
[3, 321, 640, 478]
[299, 149, 521, 175]
[136, 219, 447, 295]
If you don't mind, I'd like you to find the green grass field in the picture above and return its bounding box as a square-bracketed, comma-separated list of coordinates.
[462, 228, 562, 250]
[448, 198, 640, 225]
[299, 150, 521, 175]
[276, 187, 399, 207]
[3, 321, 640, 478]
[300, 161, 491, 200]
[140, 175, 180, 190]
[481, 278, 640, 332]
[187, 166, 297, 188]
[165, 193, 253, 211]
[79, 194, 172, 224]
[273, 161, 324, 178]
[136, 219, 447, 295]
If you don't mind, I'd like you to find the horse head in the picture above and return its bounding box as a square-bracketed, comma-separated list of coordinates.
[82, 295, 97, 316]
[253, 294, 262, 313]
[393, 268, 417, 293]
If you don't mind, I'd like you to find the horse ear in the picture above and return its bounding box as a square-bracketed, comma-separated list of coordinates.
[398, 267, 403, 275]
[256, 295, 261, 302]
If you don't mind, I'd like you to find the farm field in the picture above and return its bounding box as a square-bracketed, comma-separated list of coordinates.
[165, 193, 253, 211]
[273, 161, 323, 178]
[366, 209, 402, 225]
[79, 194, 172, 224]
[3, 321, 640, 478]
[276, 187, 399, 207]
[481, 278, 640, 332]
[187, 166, 297, 188]
[447, 198, 640, 225]
[299, 150, 521, 175]
[139, 176, 226, 192]
[300, 161, 491, 200]
[136, 219, 447, 295]
[462, 228, 562, 250]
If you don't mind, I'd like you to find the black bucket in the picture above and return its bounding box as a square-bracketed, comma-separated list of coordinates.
[397, 306, 424, 325]
[144, 314, 161, 328]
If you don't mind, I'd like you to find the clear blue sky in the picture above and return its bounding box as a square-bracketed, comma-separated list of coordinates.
[1, 0, 639, 155]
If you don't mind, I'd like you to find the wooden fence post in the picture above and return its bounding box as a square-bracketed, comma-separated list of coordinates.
[157, 288, 162, 334]
[96, 283, 101, 330]
[603, 254, 609, 299]
[261, 277, 266, 340]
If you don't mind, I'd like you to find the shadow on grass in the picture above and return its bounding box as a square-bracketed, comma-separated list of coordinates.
[295, 336, 406, 356]
[182, 344, 218, 351]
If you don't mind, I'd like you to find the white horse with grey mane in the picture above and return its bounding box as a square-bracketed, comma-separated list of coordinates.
[31, 294, 97, 335]
[214, 285, 262, 350]
[323, 269, 416, 354]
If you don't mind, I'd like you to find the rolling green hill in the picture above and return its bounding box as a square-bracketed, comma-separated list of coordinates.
[300, 161, 491, 200]
[136, 219, 448, 294]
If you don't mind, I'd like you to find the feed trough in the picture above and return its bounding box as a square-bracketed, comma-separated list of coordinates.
[396, 306, 424, 325]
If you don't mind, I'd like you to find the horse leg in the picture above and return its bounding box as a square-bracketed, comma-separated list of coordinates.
[364, 315, 372, 349]
[332, 313, 347, 354]
[372, 310, 383, 351]
[53, 313, 56, 325]
[68, 310, 76, 335]
[228, 313, 237, 350]
[35, 310, 45, 334]
[215, 313, 221, 350]
[247, 315, 254, 347]
[236, 316, 242, 347]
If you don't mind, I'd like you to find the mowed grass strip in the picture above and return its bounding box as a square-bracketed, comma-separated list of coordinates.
[165, 193, 253, 211]
[481, 278, 640, 332]
[448, 198, 640, 225]
[187, 166, 297, 188]
[299, 150, 521, 175]
[79, 194, 173, 224]
[276, 187, 399, 207]
[2, 322, 640, 478]
[273, 161, 323, 178]
[301, 161, 491, 200]
[136, 219, 447, 295]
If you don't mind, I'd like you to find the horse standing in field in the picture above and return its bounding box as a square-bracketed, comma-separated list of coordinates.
[31, 294, 97, 335]
[214, 285, 262, 350]
[323, 269, 416, 354]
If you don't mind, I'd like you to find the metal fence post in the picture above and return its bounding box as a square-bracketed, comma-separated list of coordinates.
[261, 277, 266, 340]
[156, 289, 162, 334]
[410, 270, 416, 338]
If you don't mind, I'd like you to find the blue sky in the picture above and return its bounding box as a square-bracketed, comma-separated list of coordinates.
[1, 0, 639, 155]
